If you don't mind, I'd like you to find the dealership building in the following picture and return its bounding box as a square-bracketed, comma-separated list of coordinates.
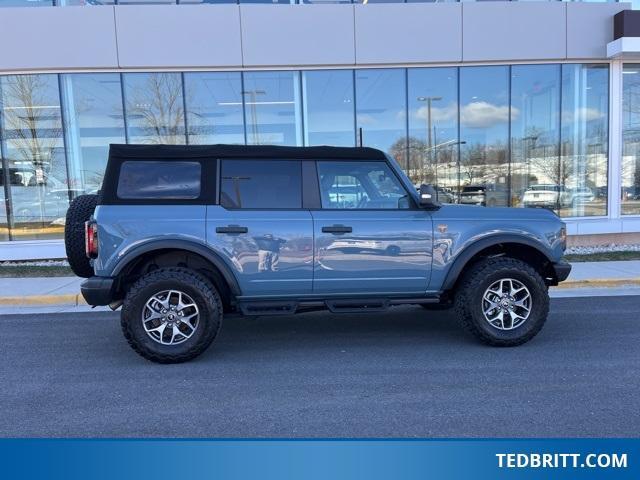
[1, 0, 640, 260]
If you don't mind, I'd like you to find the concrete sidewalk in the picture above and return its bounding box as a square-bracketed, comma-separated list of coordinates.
[0, 260, 638, 310]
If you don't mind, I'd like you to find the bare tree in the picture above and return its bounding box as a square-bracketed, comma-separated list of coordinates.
[2, 75, 63, 183]
[127, 74, 185, 144]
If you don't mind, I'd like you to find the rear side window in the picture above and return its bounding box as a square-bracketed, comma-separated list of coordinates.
[117, 161, 201, 200]
[220, 160, 302, 209]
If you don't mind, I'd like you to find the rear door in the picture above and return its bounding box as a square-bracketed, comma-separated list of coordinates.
[311, 160, 433, 295]
[206, 159, 314, 297]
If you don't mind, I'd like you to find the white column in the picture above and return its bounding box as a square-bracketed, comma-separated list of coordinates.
[608, 60, 623, 221]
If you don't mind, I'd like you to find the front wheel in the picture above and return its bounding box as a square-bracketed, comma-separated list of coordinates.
[121, 267, 222, 363]
[454, 257, 549, 347]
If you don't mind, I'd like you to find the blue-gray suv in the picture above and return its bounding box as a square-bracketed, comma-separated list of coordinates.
[64, 144, 571, 363]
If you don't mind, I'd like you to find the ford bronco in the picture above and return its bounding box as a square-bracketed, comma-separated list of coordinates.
[65, 144, 571, 363]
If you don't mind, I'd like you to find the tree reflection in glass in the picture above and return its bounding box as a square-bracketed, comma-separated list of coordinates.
[124, 73, 187, 145]
[0, 74, 66, 240]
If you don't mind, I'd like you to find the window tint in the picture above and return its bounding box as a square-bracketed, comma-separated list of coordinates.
[317, 161, 410, 210]
[117, 161, 201, 200]
[220, 160, 302, 209]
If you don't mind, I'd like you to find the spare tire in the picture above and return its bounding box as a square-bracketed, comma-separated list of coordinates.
[65, 194, 99, 278]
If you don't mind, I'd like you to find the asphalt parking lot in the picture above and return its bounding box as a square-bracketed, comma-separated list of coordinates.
[1, 295, 638, 438]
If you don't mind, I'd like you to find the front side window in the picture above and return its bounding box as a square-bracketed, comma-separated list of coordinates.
[220, 160, 302, 209]
[317, 161, 410, 210]
[117, 161, 201, 200]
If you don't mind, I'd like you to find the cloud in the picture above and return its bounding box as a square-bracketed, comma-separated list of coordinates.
[562, 107, 604, 124]
[415, 103, 457, 123]
[415, 101, 519, 128]
[461, 101, 515, 128]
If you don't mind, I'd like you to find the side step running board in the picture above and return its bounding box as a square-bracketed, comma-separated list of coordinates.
[326, 299, 389, 313]
[238, 296, 441, 316]
[239, 301, 298, 316]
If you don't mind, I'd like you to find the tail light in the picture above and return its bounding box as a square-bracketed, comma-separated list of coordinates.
[85, 221, 98, 259]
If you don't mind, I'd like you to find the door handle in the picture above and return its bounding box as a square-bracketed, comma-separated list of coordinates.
[216, 225, 248, 234]
[322, 225, 352, 234]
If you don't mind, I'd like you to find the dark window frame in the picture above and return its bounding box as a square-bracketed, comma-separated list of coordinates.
[117, 160, 202, 201]
[100, 156, 217, 206]
[313, 159, 418, 211]
[219, 158, 305, 211]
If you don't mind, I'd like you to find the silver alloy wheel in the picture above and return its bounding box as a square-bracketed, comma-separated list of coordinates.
[141, 290, 200, 345]
[482, 278, 532, 331]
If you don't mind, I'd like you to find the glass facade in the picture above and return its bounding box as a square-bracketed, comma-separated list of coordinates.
[0, 64, 618, 241]
[242, 71, 302, 146]
[459, 66, 510, 208]
[184, 72, 244, 145]
[622, 65, 640, 215]
[302, 70, 354, 147]
[356, 69, 407, 167]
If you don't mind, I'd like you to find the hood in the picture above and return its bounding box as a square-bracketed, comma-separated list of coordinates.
[437, 203, 560, 221]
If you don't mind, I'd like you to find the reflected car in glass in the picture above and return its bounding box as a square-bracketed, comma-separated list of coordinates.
[458, 184, 508, 207]
[521, 184, 573, 210]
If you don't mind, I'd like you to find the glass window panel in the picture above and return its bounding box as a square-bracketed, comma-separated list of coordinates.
[57, 0, 116, 5]
[117, 161, 201, 200]
[220, 160, 302, 209]
[560, 64, 608, 217]
[242, 71, 302, 146]
[302, 70, 355, 147]
[459, 66, 510, 207]
[355, 69, 407, 168]
[117, 0, 176, 4]
[0, 74, 67, 240]
[317, 161, 410, 210]
[60, 73, 125, 197]
[123, 73, 187, 145]
[622, 64, 640, 215]
[240, 0, 294, 3]
[354, 0, 404, 3]
[180, 0, 237, 3]
[0, 0, 52, 6]
[0, 168, 9, 241]
[510, 64, 562, 212]
[184, 72, 244, 145]
[408, 67, 458, 202]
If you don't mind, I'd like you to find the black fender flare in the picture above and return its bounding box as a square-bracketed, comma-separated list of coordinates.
[440, 234, 554, 291]
[112, 239, 242, 297]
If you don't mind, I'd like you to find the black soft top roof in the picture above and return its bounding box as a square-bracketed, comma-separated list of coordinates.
[108, 144, 388, 160]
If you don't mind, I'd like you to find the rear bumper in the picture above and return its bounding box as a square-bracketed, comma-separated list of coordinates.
[552, 260, 572, 283]
[81, 276, 116, 306]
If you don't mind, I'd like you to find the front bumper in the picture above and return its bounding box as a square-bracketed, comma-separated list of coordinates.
[81, 276, 116, 306]
[552, 260, 572, 283]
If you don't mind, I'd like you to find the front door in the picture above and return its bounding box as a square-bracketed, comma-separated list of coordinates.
[207, 159, 313, 297]
[312, 160, 433, 295]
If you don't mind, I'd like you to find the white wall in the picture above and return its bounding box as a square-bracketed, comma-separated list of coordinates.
[0, 2, 629, 73]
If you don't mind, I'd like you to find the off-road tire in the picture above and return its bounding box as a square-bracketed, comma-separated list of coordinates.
[121, 267, 223, 364]
[454, 257, 549, 347]
[64, 194, 99, 278]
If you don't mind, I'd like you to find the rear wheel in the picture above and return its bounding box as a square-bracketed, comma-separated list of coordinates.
[454, 257, 549, 346]
[64, 194, 98, 278]
[121, 267, 222, 364]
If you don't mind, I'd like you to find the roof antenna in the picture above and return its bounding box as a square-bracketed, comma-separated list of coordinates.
[358, 127, 363, 147]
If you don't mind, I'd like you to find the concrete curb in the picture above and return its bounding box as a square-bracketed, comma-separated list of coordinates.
[1, 278, 639, 307]
[554, 278, 640, 289]
[0, 294, 87, 307]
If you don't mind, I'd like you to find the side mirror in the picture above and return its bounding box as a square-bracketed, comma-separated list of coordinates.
[419, 184, 441, 210]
